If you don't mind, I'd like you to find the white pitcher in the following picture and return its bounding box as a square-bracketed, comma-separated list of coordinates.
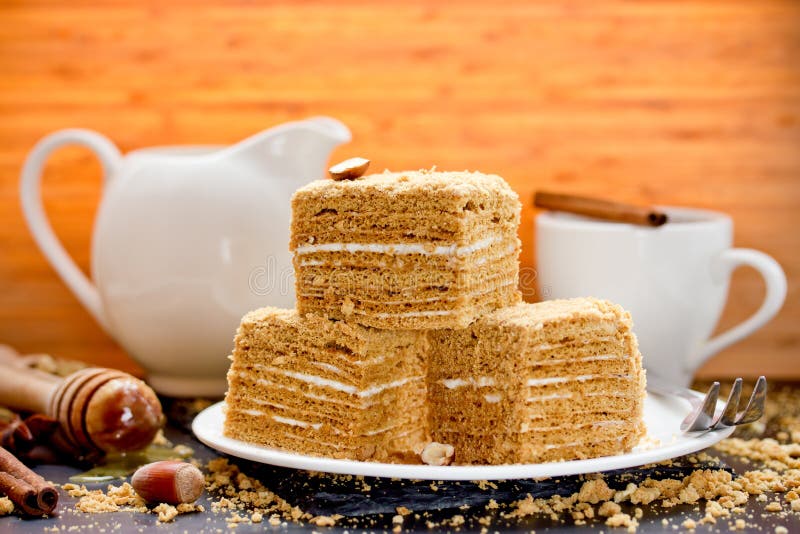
[20, 117, 351, 396]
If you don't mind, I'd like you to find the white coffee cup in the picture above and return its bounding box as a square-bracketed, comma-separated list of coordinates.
[535, 207, 787, 386]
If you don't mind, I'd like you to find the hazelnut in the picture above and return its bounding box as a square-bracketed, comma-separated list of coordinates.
[329, 157, 370, 181]
[131, 460, 204, 504]
[420, 442, 455, 466]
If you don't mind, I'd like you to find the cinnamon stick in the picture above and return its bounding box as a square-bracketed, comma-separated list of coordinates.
[0, 472, 40, 516]
[0, 446, 58, 515]
[533, 191, 668, 227]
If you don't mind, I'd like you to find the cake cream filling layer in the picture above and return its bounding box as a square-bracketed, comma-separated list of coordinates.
[233, 373, 409, 409]
[542, 436, 625, 451]
[294, 234, 502, 257]
[522, 420, 628, 433]
[240, 366, 423, 398]
[230, 393, 425, 436]
[299, 276, 517, 305]
[529, 354, 625, 366]
[532, 337, 615, 351]
[233, 408, 415, 437]
[525, 392, 635, 402]
[280, 426, 423, 451]
[526, 374, 632, 387]
[436, 360, 631, 389]
[440, 377, 496, 389]
[297, 242, 517, 268]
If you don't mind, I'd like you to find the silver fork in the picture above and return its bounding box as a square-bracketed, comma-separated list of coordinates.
[647, 374, 767, 433]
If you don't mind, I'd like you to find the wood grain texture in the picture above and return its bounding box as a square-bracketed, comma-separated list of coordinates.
[0, 0, 798, 379]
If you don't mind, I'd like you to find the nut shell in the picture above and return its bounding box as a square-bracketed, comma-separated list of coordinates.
[131, 460, 204, 504]
[420, 442, 455, 466]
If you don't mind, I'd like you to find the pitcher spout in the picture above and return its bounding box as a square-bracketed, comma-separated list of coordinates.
[224, 116, 351, 183]
[303, 116, 352, 146]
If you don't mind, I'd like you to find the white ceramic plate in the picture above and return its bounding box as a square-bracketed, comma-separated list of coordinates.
[192, 391, 734, 481]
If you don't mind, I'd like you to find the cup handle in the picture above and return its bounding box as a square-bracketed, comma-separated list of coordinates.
[19, 129, 122, 333]
[689, 248, 787, 370]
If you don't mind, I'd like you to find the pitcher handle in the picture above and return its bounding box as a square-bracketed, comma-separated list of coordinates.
[19, 129, 122, 333]
[688, 248, 787, 371]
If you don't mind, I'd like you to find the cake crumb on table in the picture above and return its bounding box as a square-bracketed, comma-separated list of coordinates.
[0, 497, 14, 516]
[598, 502, 621, 517]
[309, 515, 339, 527]
[153, 503, 178, 523]
[766, 501, 783, 512]
[605, 512, 637, 532]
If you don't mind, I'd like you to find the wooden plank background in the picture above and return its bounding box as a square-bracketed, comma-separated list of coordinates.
[0, 0, 797, 379]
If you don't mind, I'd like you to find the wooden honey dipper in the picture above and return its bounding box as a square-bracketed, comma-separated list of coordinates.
[0, 351, 164, 459]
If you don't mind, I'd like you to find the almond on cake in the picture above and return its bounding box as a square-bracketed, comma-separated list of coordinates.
[290, 169, 522, 330]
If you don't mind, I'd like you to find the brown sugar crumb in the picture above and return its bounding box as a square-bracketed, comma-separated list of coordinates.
[605, 512, 638, 532]
[153, 503, 178, 523]
[205, 457, 310, 522]
[698, 500, 730, 525]
[447, 514, 465, 527]
[226, 513, 247, 524]
[309, 515, 340, 527]
[714, 438, 800, 471]
[75, 483, 147, 514]
[682, 518, 697, 530]
[475, 480, 498, 490]
[251, 511, 263, 523]
[396, 506, 412, 516]
[766, 501, 783, 512]
[578, 478, 614, 504]
[62, 483, 90, 498]
[598, 501, 622, 517]
[0, 497, 14, 516]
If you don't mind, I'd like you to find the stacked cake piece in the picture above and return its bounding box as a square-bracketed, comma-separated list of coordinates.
[224, 167, 646, 464]
[290, 170, 522, 329]
[428, 299, 645, 463]
[225, 308, 429, 461]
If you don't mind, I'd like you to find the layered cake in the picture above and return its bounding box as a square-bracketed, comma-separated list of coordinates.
[427, 298, 646, 464]
[290, 169, 522, 330]
[224, 307, 429, 462]
[224, 167, 648, 466]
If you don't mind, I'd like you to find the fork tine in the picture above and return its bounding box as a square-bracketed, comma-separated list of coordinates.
[682, 381, 720, 432]
[715, 378, 742, 428]
[736, 376, 767, 425]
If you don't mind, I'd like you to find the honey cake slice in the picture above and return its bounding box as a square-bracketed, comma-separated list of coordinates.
[291, 169, 522, 330]
[224, 307, 429, 462]
[427, 298, 646, 464]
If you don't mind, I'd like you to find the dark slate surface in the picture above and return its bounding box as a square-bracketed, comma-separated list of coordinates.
[1, 396, 799, 533]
